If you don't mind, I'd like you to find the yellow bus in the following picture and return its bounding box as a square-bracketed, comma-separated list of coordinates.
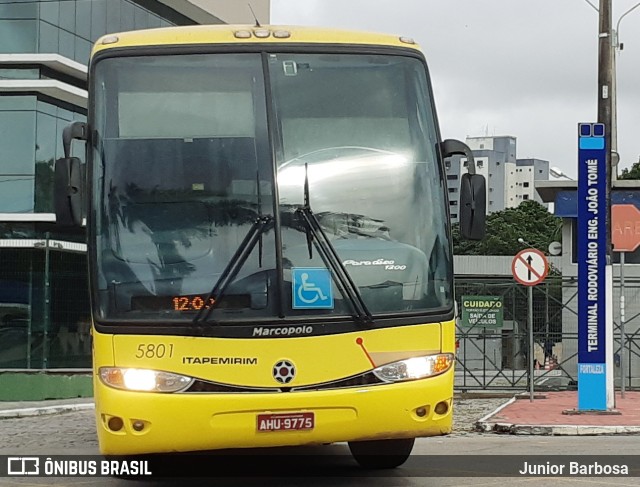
[55, 24, 485, 468]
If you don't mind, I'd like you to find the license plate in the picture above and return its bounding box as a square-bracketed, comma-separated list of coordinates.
[256, 412, 314, 432]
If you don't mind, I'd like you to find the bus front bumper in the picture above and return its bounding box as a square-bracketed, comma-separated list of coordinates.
[95, 369, 454, 455]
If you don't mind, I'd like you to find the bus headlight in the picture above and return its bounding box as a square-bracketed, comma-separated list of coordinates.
[99, 367, 194, 392]
[372, 354, 454, 382]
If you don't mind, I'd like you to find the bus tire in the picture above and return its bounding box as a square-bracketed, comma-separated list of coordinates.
[348, 438, 415, 469]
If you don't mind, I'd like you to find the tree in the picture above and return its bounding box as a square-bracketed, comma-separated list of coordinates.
[452, 200, 561, 256]
[619, 156, 640, 180]
[453, 201, 564, 346]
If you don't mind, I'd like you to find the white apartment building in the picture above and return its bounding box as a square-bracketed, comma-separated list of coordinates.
[446, 136, 550, 223]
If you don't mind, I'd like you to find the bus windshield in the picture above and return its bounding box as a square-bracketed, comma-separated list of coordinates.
[92, 51, 452, 324]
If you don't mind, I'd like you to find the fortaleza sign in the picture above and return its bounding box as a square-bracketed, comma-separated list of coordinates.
[461, 296, 503, 328]
[577, 123, 607, 410]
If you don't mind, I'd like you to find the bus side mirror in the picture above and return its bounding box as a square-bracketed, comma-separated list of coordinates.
[459, 173, 486, 240]
[54, 121, 87, 226]
[439, 139, 486, 240]
[55, 157, 84, 226]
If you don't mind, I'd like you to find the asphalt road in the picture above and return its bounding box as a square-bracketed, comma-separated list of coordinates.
[0, 398, 638, 486]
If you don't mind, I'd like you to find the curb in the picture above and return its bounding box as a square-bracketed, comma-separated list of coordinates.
[476, 421, 640, 435]
[0, 403, 94, 420]
[474, 396, 516, 432]
[474, 397, 640, 436]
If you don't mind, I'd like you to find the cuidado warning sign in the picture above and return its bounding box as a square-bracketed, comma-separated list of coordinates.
[460, 295, 503, 328]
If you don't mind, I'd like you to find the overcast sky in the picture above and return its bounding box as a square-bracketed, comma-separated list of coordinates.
[271, 0, 640, 178]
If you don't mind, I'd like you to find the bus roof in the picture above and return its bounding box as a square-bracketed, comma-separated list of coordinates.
[92, 25, 421, 57]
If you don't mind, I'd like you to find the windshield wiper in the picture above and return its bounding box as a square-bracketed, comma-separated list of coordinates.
[193, 215, 274, 324]
[295, 163, 373, 326]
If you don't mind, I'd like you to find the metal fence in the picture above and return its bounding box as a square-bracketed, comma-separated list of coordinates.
[3, 241, 639, 387]
[0, 238, 90, 369]
[454, 277, 640, 392]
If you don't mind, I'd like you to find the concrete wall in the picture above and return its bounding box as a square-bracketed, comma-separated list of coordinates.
[0, 371, 92, 401]
[446, 135, 553, 222]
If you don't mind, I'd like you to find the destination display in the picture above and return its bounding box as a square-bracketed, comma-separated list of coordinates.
[130, 294, 249, 311]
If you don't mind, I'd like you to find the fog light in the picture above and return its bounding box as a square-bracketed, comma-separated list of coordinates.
[107, 416, 124, 432]
[434, 401, 449, 415]
[416, 407, 427, 417]
[132, 420, 145, 432]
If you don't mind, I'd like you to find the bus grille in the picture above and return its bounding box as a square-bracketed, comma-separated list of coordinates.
[184, 371, 383, 393]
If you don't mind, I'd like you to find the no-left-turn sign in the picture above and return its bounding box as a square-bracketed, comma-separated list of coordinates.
[512, 248, 549, 286]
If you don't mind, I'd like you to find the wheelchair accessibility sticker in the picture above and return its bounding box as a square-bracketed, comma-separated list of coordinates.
[292, 268, 334, 309]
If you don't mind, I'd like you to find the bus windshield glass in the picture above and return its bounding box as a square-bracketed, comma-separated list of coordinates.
[92, 52, 452, 324]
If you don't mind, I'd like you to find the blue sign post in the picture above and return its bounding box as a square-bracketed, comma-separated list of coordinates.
[577, 123, 608, 410]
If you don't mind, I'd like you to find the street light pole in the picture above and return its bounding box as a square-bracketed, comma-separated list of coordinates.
[583, 0, 640, 173]
[597, 0, 612, 196]
[611, 2, 640, 399]
[585, 0, 640, 405]
[597, 0, 615, 409]
[611, 3, 640, 177]
[549, 167, 573, 180]
[611, 27, 618, 179]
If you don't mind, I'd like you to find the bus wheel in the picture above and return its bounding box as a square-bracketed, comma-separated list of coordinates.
[348, 438, 415, 469]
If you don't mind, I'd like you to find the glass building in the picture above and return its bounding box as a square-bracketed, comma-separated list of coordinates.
[0, 0, 225, 369]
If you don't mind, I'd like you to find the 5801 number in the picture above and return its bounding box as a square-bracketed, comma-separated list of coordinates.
[135, 344, 174, 359]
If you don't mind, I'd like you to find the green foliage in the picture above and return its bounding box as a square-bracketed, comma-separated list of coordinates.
[453, 200, 561, 256]
[619, 157, 640, 180]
